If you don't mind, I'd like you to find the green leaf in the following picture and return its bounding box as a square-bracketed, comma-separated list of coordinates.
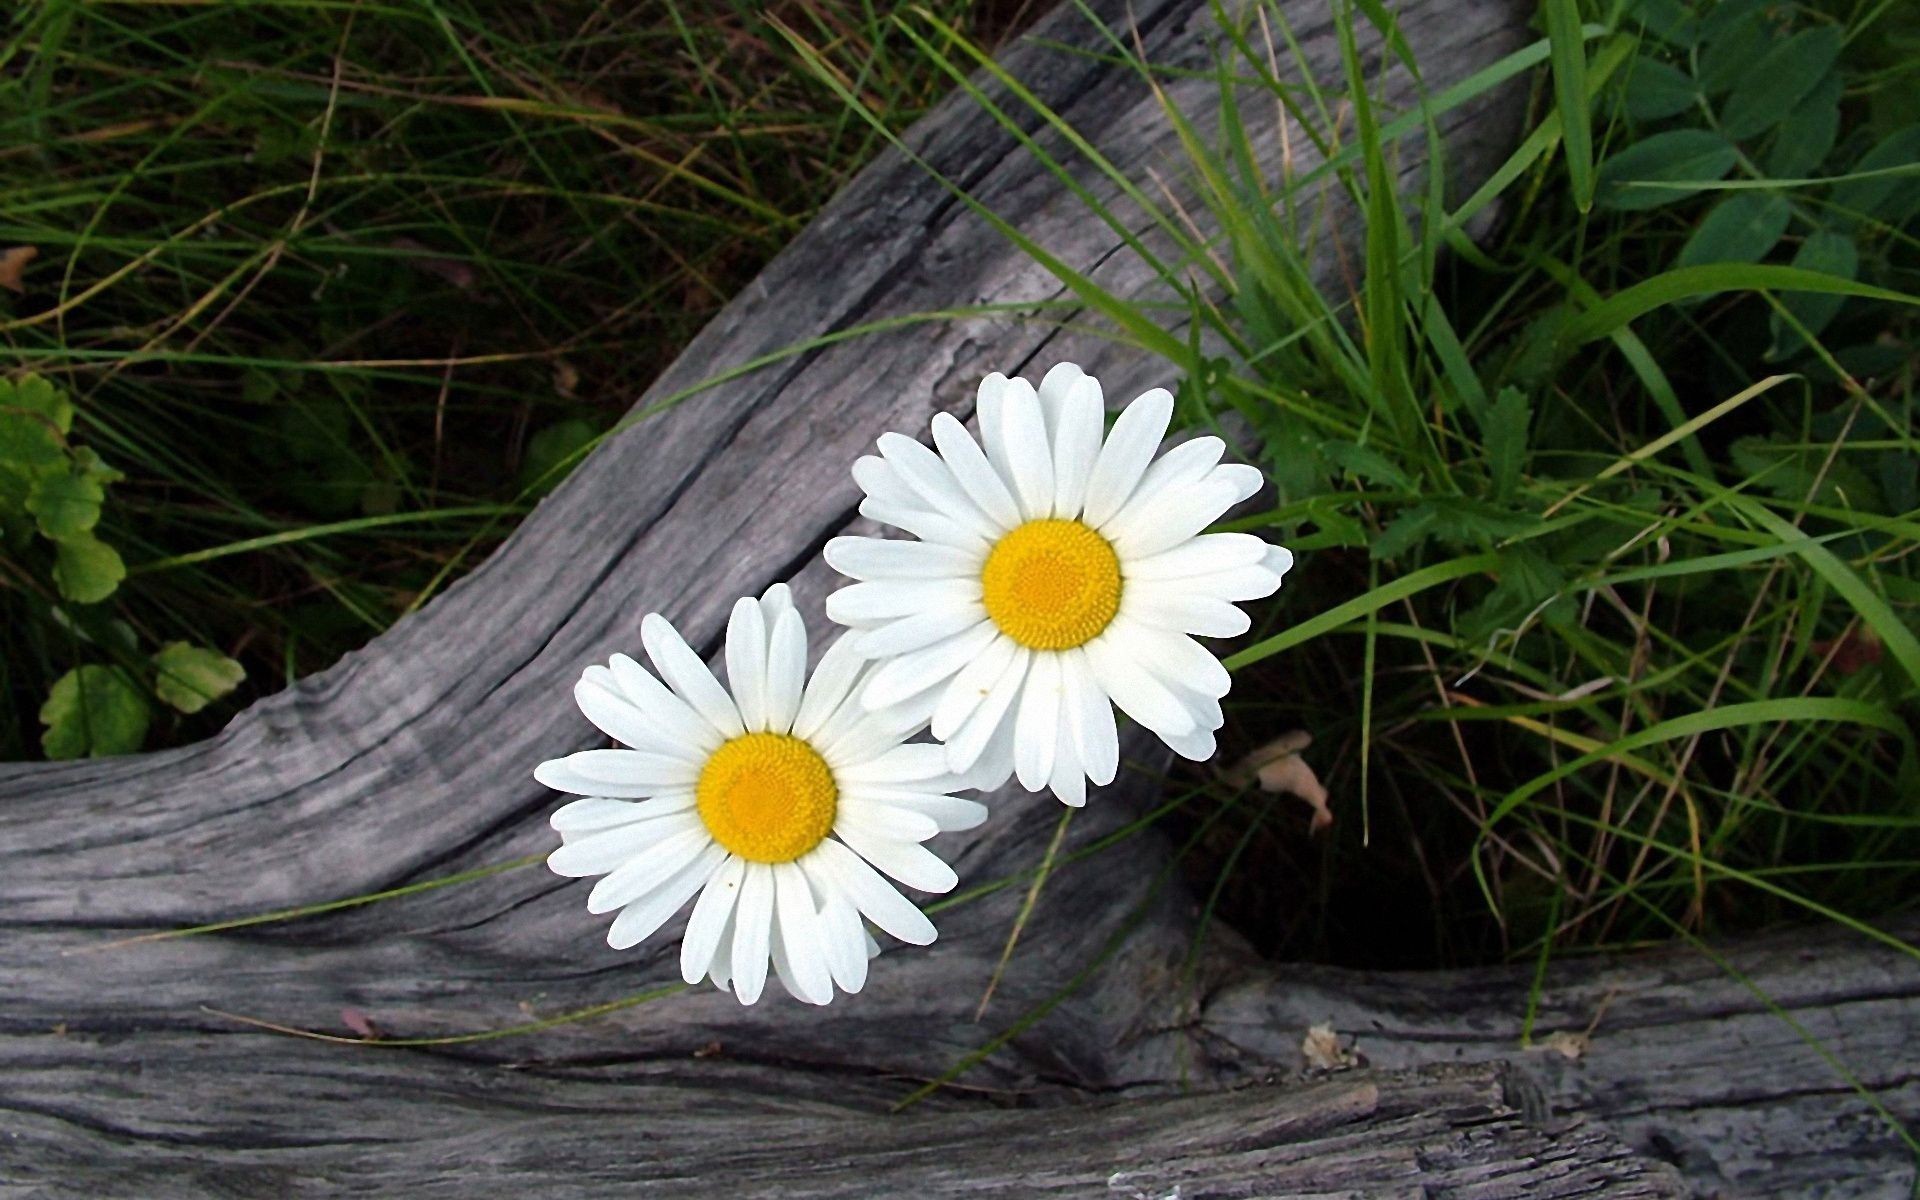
[1765, 72, 1842, 179]
[1698, 0, 1777, 95]
[52, 533, 126, 603]
[1677, 192, 1791, 268]
[1833, 127, 1920, 227]
[1622, 55, 1696, 121]
[1322, 440, 1410, 489]
[1545, 0, 1594, 211]
[1372, 504, 1438, 561]
[40, 664, 151, 759]
[1483, 387, 1530, 501]
[1719, 27, 1841, 140]
[1768, 230, 1858, 359]
[518, 417, 597, 496]
[1561, 264, 1919, 346]
[1622, 0, 1698, 48]
[1596, 129, 1738, 210]
[26, 469, 105, 540]
[152, 641, 246, 714]
[0, 373, 73, 467]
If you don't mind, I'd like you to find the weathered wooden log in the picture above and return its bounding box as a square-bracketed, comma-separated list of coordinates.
[3, 0, 1914, 1195]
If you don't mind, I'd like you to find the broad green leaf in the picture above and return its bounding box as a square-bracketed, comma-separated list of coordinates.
[0, 373, 72, 467]
[519, 418, 597, 496]
[1622, 0, 1698, 48]
[1545, 0, 1595, 211]
[152, 641, 246, 714]
[1677, 192, 1791, 268]
[71, 446, 125, 485]
[40, 664, 150, 759]
[1622, 55, 1696, 121]
[26, 469, 104, 540]
[1720, 27, 1841, 140]
[1484, 387, 1530, 501]
[1768, 230, 1858, 359]
[52, 533, 126, 603]
[1698, 0, 1777, 95]
[1766, 72, 1842, 178]
[1833, 127, 1920, 227]
[1596, 129, 1737, 210]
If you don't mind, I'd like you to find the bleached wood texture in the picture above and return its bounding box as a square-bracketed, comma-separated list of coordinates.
[3, 0, 1913, 1195]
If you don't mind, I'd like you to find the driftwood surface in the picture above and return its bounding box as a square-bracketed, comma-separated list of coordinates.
[3, 0, 1915, 1195]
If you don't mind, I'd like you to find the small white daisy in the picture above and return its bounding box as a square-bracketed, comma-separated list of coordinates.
[536, 584, 986, 1005]
[823, 363, 1293, 807]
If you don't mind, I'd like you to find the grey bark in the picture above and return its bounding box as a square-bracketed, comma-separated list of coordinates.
[2, 0, 1913, 1196]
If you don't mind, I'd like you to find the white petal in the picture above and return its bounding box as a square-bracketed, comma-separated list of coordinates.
[551, 794, 693, 834]
[1181, 564, 1287, 603]
[730, 864, 775, 1005]
[819, 713, 908, 772]
[826, 578, 978, 624]
[1061, 649, 1119, 787]
[793, 632, 867, 741]
[815, 884, 870, 994]
[1266, 544, 1295, 579]
[975, 372, 1019, 498]
[1013, 651, 1062, 792]
[824, 536, 978, 581]
[1122, 587, 1252, 638]
[764, 606, 807, 734]
[587, 824, 712, 914]
[1084, 634, 1196, 739]
[1107, 477, 1244, 561]
[535, 751, 696, 798]
[1112, 616, 1232, 698]
[642, 613, 745, 739]
[1035, 361, 1083, 435]
[1047, 724, 1087, 808]
[1110, 436, 1224, 526]
[943, 646, 1030, 773]
[759, 582, 794, 622]
[681, 856, 746, 984]
[861, 621, 999, 710]
[546, 809, 702, 877]
[1051, 374, 1105, 518]
[836, 799, 942, 843]
[852, 454, 923, 510]
[852, 605, 988, 659]
[878, 431, 995, 532]
[1126, 532, 1273, 582]
[930, 632, 1019, 742]
[846, 787, 989, 831]
[725, 597, 771, 733]
[811, 838, 937, 945]
[1082, 387, 1173, 528]
[930, 412, 1022, 531]
[954, 714, 1016, 792]
[833, 824, 958, 894]
[998, 377, 1055, 519]
[840, 742, 949, 785]
[572, 678, 695, 760]
[606, 654, 726, 752]
[606, 844, 725, 950]
[859, 497, 993, 550]
[773, 862, 834, 1004]
[1162, 724, 1218, 762]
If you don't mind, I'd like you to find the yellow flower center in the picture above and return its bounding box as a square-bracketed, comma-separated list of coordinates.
[695, 732, 838, 863]
[980, 518, 1123, 650]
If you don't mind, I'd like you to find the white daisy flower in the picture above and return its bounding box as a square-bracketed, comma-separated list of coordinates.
[823, 363, 1293, 807]
[536, 584, 986, 1006]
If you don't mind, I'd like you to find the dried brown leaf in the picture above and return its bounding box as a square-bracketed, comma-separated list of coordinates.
[0, 245, 38, 294]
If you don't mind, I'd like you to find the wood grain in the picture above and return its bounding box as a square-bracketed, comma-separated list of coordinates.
[2, 0, 1912, 1195]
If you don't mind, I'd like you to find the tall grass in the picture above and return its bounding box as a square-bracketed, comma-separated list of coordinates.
[1, 0, 982, 760]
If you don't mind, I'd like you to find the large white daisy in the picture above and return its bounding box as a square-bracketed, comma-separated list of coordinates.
[823, 363, 1293, 806]
[536, 584, 985, 1005]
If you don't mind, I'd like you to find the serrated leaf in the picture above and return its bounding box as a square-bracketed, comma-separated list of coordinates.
[0, 373, 72, 467]
[1833, 127, 1920, 227]
[1427, 497, 1542, 548]
[1483, 388, 1530, 502]
[40, 664, 150, 759]
[152, 641, 246, 714]
[1596, 130, 1738, 210]
[71, 445, 125, 485]
[1371, 504, 1437, 561]
[52, 533, 126, 603]
[27, 470, 105, 540]
[1622, 56, 1696, 121]
[1768, 230, 1858, 360]
[1322, 440, 1410, 489]
[1720, 27, 1841, 140]
[1766, 72, 1842, 178]
[1678, 192, 1792, 268]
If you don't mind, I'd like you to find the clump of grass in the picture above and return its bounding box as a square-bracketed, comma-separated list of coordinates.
[812, 0, 1920, 970]
[1, 0, 986, 760]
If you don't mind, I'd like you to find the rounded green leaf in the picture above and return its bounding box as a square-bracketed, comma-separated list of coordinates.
[0, 375, 71, 468]
[1768, 230, 1858, 359]
[52, 533, 126, 603]
[1720, 27, 1841, 140]
[1677, 192, 1792, 268]
[152, 641, 246, 714]
[40, 664, 151, 759]
[1766, 72, 1842, 179]
[1622, 56, 1696, 121]
[1597, 129, 1739, 210]
[1833, 127, 1920, 227]
[1698, 0, 1778, 95]
[27, 470, 105, 541]
[518, 418, 598, 497]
